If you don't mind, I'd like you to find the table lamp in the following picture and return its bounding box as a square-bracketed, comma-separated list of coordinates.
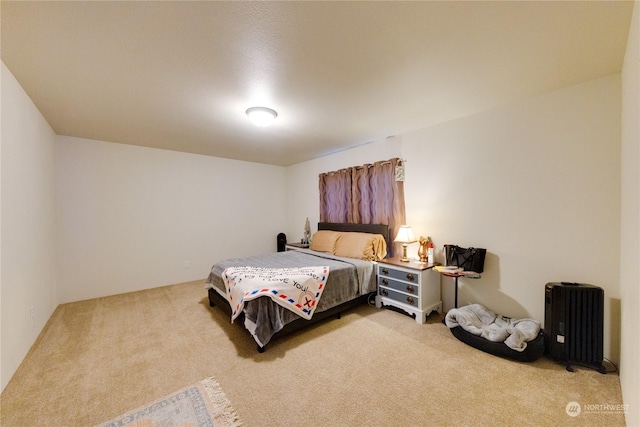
[394, 225, 417, 262]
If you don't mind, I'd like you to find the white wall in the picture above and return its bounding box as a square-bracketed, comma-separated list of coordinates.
[620, 2, 640, 425]
[56, 136, 287, 303]
[287, 75, 622, 364]
[405, 74, 622, 359]
[1, 62, 58, 391]
[1, 51, 3, 395]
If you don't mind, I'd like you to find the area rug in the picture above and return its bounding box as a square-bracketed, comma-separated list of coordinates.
[97, 377, 242, 427]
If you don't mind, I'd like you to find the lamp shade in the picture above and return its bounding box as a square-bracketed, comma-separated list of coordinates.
[394, 225, 417, 244]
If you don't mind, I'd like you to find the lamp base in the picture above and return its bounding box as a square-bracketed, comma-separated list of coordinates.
[400, 244, 410, 262]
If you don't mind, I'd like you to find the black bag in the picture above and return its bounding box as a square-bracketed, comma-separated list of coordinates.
[444, 245, 487, 273]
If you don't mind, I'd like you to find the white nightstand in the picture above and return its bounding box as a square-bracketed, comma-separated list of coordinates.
[285, 242, 309, 251]
[375, 257, 442, 323]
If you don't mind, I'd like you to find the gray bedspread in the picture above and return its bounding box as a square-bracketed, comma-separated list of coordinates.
[206, 248, 376, 347]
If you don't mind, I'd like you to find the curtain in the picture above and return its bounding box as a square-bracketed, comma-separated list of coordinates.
[319, 158, 406, 257]
[319, 168, 353, 223]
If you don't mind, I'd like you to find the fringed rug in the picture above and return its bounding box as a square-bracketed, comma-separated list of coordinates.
[97, 377, 242, 427]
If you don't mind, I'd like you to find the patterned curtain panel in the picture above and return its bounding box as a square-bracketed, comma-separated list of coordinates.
[319, 158, 406, 257]
[319, 168, 353, 223]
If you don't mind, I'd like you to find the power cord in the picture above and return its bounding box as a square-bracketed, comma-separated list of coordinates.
[602, 357, 618, 374]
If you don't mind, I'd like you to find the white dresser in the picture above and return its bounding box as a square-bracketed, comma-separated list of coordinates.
[375, 257, 442, 323]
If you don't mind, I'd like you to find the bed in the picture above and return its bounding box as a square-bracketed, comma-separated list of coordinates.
[206, 222, 390, 352]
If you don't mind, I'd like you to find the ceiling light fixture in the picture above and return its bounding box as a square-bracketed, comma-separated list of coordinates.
[246, 106, 278, 127]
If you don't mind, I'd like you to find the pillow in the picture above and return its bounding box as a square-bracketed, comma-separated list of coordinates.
[334, 232, 387, 261]
[309, 230, 342, 253]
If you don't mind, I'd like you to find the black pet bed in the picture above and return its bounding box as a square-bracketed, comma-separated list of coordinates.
[449, 325, 545, 362]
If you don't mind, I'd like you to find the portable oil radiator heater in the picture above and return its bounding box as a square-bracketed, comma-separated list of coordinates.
[544, 282, 605, 373]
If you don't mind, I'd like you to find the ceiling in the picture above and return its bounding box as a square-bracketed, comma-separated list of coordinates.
[1, 1, 634, 166]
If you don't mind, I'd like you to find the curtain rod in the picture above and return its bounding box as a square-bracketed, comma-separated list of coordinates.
[319, 158, 401, 176]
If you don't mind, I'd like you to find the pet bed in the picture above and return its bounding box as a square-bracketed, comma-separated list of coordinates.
[445, 304, 545, 362]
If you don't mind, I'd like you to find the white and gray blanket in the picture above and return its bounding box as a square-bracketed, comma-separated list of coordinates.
[445, 303, 541, 352]
[222, 265, 330, 322]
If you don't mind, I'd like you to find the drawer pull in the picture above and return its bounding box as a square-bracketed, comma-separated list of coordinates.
[381, 289, 389, 296]
[406, 273, 415, 282]
[406, 296, 415, 304]
[406, 285, 415, 293]
[382, 279, 389, 286]
[382, 268, 389, 275]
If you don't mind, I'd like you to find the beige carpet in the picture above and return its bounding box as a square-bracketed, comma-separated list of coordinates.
[0, 280, 627, 426]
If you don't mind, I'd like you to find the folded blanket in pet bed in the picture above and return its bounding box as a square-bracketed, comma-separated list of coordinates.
[445, 304, 544, 362]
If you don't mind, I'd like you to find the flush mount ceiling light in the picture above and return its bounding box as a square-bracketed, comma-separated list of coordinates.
[246, 106, 278, 127]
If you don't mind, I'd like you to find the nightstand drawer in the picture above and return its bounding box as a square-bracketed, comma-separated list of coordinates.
[378, 266, 418, 283]
[378, 277, 419, 296]
[379, 288, 419, 307]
